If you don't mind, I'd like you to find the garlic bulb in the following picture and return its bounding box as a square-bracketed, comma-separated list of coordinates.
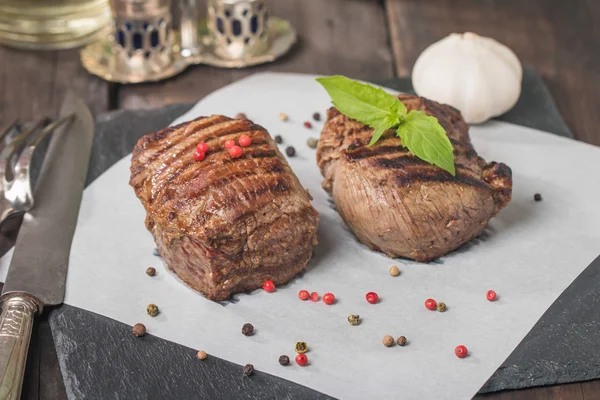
[412, 32, 522, 124]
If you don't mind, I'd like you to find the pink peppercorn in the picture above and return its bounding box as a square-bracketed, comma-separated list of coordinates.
[263, 280, 275, 293]
[365, 292, 379, 304]
[298, 290, 309, 300]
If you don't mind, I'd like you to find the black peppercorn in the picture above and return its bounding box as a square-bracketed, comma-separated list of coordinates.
[242, 323, 254, 336]
[278, 355, 290, 366]
[534, 193, 542, 202]
[243, 364, 254, 376]
[274, 135, 283, 144]
[397, 336, 407, 346]
[285, 146, 296, 157]
[235, 112, 247, 120]
[312, 112, 321, 121]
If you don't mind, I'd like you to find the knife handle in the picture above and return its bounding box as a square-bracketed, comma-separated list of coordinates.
[0, 296, 37, 400]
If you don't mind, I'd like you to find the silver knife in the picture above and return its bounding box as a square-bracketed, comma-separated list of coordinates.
[0, 92, 94, 400]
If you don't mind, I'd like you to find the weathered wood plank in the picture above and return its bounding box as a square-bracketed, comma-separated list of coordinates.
[119, 0, 394, 109]
[0, 47, 109, 129]
[475, 381, 584, 400]
[385, 0, 600, 146]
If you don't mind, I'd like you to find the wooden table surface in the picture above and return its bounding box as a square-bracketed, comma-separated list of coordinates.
[1, 0, 599, 399]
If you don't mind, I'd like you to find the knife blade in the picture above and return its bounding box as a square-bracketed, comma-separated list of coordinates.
[0, 92, 94, 400]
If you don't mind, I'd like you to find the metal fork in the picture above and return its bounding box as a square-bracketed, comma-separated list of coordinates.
[0, 115, 74, 226]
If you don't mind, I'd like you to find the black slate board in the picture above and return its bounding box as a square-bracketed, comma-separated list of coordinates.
[48, 70, 600, 399]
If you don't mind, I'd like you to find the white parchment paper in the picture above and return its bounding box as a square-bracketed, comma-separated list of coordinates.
[2, 73, 600, 400]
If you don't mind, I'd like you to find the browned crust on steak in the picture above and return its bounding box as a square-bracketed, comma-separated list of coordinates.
[130, 115, 319, 300]
[316, 95, 512, 262]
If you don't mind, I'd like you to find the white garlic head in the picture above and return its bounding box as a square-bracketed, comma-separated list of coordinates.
[412, 32, 522, 124]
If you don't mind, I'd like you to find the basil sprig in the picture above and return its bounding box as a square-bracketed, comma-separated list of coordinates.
[316, 76, 455, 176]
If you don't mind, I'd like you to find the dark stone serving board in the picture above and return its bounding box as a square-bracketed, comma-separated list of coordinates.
[48, 70, 600, 399]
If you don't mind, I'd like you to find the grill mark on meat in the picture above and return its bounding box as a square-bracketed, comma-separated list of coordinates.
[147, 124, 271, 199]
[196, 174, 293, 226]
[343, 145, 408, 161]
[169, 145, 279, 189]
[134, 116, 225, 164]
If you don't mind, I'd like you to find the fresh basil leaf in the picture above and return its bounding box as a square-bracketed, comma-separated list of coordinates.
[316, 76, 406, 142]
[397, 111, 456, 176]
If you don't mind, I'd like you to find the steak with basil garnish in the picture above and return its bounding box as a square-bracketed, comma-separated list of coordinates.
[316, 95, 512, 262]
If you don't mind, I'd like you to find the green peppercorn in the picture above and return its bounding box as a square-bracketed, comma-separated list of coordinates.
[146, 303, 159, 317]
[295, 342, 308, 354]
[437, 302, 447, 312]
[307, 137, 318, 149]
[347, 314, 360, 326]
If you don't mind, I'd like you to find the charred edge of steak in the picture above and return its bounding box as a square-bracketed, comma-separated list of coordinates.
[482, 161, 513, 210]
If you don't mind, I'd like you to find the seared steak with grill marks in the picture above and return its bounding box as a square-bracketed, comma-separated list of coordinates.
[130, 115, 319, 300]
[316, 95, 512, 262]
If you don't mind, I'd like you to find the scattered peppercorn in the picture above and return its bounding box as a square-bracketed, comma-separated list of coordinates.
[285, 146, 296, 157]
[323, 292, 336, 305]
[397, 336, 407, 346]
[382, 335, 395, 347]
[534, 193, 542, 201]
[194, 151, 206, 162]
[197, 350, 208, 360]
[310, 292, 319, 302]
[298, 290, 310, 300]
[437, 302, 447, 312]
[389, 266, 400, 277]
[239, 134, 252, 147]
[279, 355, 290, 366]
[486, 290, 498, 301]
[455, 345, 468, 358]
[295, 354, 308, 366]
[274, 135, 283, 144]
[279, 112, 288, 122]
[242, 323, 254, 336]
[366, 292, 379, 304]
[347, 314, 361, 326]
[132, 323, 146, 337]
[229, 145, 243, 158]
[235, 112, 247, 120]
[243, 364, 254, 376]
[312, 112, 321, 121]
[295, 342, 308, 354]
[146, 304, 159, 317]
[304, 121, 313, 129]
[224, 139, 235, 150]
[263, 280, 276, 293]
[197, 142, 209, 153]
[146, 267, 156, 277]
[425, 298, 437, 310]
[306, 137, 318, 149]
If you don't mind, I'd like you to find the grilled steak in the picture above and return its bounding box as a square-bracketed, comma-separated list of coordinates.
[316, 95, 512, 262]
[130, 115, 319, 300]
